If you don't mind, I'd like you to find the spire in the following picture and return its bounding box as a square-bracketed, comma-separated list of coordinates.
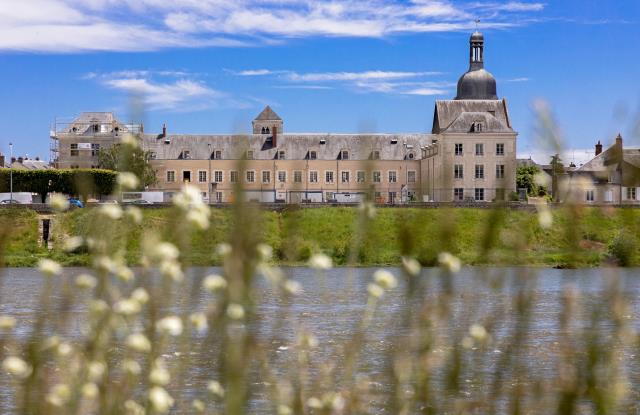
[469, 30, 484, 71]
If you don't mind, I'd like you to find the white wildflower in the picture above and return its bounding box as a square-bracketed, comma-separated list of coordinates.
[373, 269, 397, 290]
[307, 397, 323, 409]
[130, 287, 149, 305]
[202, 274, 227, 292]
[113, 299, 141, 316]
[534, 171, 551, 187]
[309, 253, 332, 270]
[89, 299, 109, 315]
[122, 359, 142, 376]
[0, 315, 16, 330]
[257, 243, 273, 261]
[116, 266, 134, 282]
[49, 194, 70, 211]
[160, 260, 183, 282]
[63, 236, 83, 252]
[207, 380, 225, 397]
[538, 208, 553, 229]
[186, 209, 210, 230]
[126, 333, 151, 353]
[438, 252, 461, 273]
[124, 400, 145, 415]
[56, 342, 73, 357]
[154, 242, 180, 261]
[125, 206, 143, 224]
[42, 336, 60, 351]
[189, 312, 208, 333]
[470, 324, 488, 342]
[149, 359, 170, 386]
[216, 243, 232, 257]
[99, 204, 123, 220]
[82, 382, 99, 399]
[259, 264, 284, 284]
[226, 303, 245, 320]
[283, 280, 302, 295]
[121, 133, 139, 148]
[461, 336, 474, 349]
[94, 255, 117, 273]
[46, 383, 71, 407]
[75, 273, 97, 289]
[148, 386, 174, 414]
[367, 283, 384, 299]
[401, 256, 421, 277]
[173, 185, 202, 210]
[192, 399, 205, 412]
[298, 332, 319, 349]
[156, 316, 183, 336]
[38, 259, 61, 277]
[117, 172, 140, 190]
[87, 361, 106, 382]
[278, 405, 292, 415]
[358, 201, 376, 219]
[2, 356, 32, 379]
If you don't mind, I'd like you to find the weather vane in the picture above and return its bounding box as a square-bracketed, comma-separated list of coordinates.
[475, 19, 480, 30]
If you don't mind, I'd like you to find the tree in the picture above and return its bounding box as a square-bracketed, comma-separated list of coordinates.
[550, 154, 564, 202]
[516, 165, 548, 197]
[98, 144, 157, 189]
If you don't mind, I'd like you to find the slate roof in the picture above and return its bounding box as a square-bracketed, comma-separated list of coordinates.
[63, 112, 132, 134]
[142, 133, 433, 161]
[432, 99, 512, 134]
[254, 106, 282, 121]
[576, 137, 640, 186]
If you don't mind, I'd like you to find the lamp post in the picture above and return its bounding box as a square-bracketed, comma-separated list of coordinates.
[207, 143, 212, 204]
[9, 142, 13, 203]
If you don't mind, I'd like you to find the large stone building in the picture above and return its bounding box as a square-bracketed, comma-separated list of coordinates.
[51, 31, 517, 203]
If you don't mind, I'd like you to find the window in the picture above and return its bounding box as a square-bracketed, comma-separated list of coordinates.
[91, 143, 100, 157]
[325, 171, 334, 183]
[372, 150, 381, 160]
[586, 190, 594, 202]
[341, 150, 349, 160]
[373, 171, 381, 183]
[496, 164, 505, 179]
[309, 171, 318, 183]
[475, 164, 484, 179]
[604, 190, 613, 202]
[388, 171, 397, 183]
[389, 192, 397, 203]
[70, 143, 79, 156]
[230, 171, 238, 183]
[475, 143, 484, 156]
[495, 188, 505, 201]
[246, 171, 255, 183]
[149, 151, 157, 160]
[212, 150, 222, 160]
[408, 171, 416, 183]
[325, 192, 334, 202]
[454, 188, 464, 201]
[278, 171, 286, 183]
[454, 164, 464, 179]
[455, 143, 463, 156]
[246, 151, 254, 160]
[496, 143, 505, 156]
[262, 171, 270, 183]
[294, 171, 302, 183]
[357, 171, 365, 183]
[309, 151, 317, 160]
[214, 171, 223, 183]
[198, 171, 207, 183]
[182, 171, 191, 183]
[627, 187, 637, 200]
[215, 192, 223, 203]
[475, 188, 485, 201]
[278, 150, 286, 160]
[166, 171, 176, 183]
[182, 150, 191, 160]
[408, 152, 415, 160]
[341, 171, 350, 183]
[472, 121, 483, 133]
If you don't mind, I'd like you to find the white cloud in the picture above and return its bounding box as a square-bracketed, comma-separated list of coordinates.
[0, 0, 547, 53]
[505, 77, 531, 82]
[286, 70, 440, 82]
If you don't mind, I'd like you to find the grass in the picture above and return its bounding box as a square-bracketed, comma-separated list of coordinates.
[2, 206, 638, 268]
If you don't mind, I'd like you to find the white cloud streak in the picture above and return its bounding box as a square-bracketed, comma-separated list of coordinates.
[0, 0, 546, 53]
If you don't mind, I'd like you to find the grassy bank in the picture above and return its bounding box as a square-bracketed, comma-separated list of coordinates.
[1, 206, 638, 268]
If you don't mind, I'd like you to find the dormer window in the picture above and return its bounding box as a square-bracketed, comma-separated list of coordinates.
[278, 150, 285, 160]
[211, 150, 222, 160]
[407, 152, 415, 160]
[341, 150, 349, 160]
[319, 139, 326, 145]
[92, 124, 100, 133]
[391, 138, 398, 144]
[246, 150, 254, 160]
[309, 151, 317, 160]
[471, 121, 484, 133]
[372, 150, 381, 160]
[179, 150, 191, 160]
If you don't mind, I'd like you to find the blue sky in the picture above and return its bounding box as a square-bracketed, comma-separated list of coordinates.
[0, 0, 639, 165]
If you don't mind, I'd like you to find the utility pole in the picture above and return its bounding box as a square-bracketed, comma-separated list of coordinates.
[9, 142, 13, 203]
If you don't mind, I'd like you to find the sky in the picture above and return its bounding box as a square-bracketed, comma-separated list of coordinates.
[0, 0, 639, 166]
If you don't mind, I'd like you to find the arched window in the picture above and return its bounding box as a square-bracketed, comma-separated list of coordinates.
[408, 152, 414, 159]
[265, 127, 270, 134]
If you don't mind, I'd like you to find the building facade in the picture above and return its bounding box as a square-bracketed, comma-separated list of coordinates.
[50, 32, 518, 203]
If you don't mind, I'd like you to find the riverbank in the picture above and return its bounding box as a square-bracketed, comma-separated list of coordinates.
[1, 206, 637, 268]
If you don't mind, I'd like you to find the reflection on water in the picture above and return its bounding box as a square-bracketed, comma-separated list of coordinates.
[0, 266, 639, 413]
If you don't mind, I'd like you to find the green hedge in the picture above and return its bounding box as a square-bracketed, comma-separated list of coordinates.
[0, 169, 117, 202]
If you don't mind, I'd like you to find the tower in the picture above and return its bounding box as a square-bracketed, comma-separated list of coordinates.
[455, 31, 498, 100]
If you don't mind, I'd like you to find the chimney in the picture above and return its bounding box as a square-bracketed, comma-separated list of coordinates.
[11, 157, 16, 164]
[162, 123, 167, 137]
[17, 157, 23, 163]
[0, 154, 4, 167]
[272, 125, 278, 147]
[595, 140, 602, 156]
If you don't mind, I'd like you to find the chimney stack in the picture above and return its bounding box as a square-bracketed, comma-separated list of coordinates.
[595, 140, 603, 156]
[162, 123, 167, 137]
[272, 125, 278, 147]
[0, 154, 4, 167]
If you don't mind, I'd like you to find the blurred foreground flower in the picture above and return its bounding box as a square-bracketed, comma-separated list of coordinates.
[309, 253, 332, 270]
[373, 269, 397, 289]
[438, 252, 461, 273]
[203, 274, 227, 292]
[227, 303, 245, 320]
[149, 386, 174, 414]
[401, 256, 421, 277]
[117, 172, 140, 190]
[2, 356, 32, 379]
[49, 194, 69, 212]
[38, 258, 61, 277]
[156, 316, 183, 336]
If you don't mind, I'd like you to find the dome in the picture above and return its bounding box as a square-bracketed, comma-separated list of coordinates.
[470, 31, 483, 41]
[455, 68, 497, 100]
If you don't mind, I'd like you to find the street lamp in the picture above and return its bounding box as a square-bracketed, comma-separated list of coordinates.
[9, 142, 13, 203]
